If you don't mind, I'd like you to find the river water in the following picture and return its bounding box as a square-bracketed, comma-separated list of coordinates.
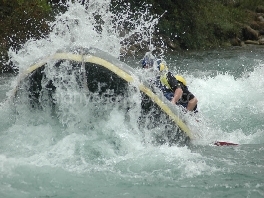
[0, 1, 263, 198]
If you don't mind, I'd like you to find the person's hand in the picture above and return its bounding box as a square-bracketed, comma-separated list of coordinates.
[171, 98, 178, 104]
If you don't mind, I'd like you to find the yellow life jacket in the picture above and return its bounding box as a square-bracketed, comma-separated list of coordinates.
[160, 73, 171, 89]
[160, 73, 187, 90]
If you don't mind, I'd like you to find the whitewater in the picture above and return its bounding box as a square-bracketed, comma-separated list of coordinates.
[0, 1, 263, 197]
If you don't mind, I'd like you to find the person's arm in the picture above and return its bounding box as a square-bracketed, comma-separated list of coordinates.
[187, 97, 198, 111]
[171, 87, 183, 104]
[166, 72, 183, 104]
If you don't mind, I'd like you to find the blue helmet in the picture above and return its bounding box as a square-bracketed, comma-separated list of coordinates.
[142, 52, 155, 68]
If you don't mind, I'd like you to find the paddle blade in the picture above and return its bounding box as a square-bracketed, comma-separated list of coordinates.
[214, 141, 238, 146]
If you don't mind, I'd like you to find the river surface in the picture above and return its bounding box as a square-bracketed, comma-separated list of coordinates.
[0, 1, 263, 198]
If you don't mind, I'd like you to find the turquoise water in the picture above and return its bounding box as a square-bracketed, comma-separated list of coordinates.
[0, 1, 264, 197]
[1, 47, 263, 198]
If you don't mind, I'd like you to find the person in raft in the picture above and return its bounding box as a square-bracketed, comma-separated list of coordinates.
[141, 52, 198, 113]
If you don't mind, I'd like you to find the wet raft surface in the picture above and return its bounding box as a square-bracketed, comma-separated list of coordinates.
[14, 48, 190, 146]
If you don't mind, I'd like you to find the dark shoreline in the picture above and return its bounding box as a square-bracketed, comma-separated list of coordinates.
[1, 1, 264, 73]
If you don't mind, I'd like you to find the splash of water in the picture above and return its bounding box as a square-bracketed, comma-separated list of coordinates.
[6, 1, 263, 142]
[8, 0, 161, 74]
[185, 63, 264, 145]
[3, 0, 180, 165]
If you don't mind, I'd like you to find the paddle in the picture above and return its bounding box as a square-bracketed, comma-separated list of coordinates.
[214, 141, 238, 146]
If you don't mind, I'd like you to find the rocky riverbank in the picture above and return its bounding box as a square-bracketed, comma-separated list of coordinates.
[1, 1, 264, 73]
[121, 5, 264, 56]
